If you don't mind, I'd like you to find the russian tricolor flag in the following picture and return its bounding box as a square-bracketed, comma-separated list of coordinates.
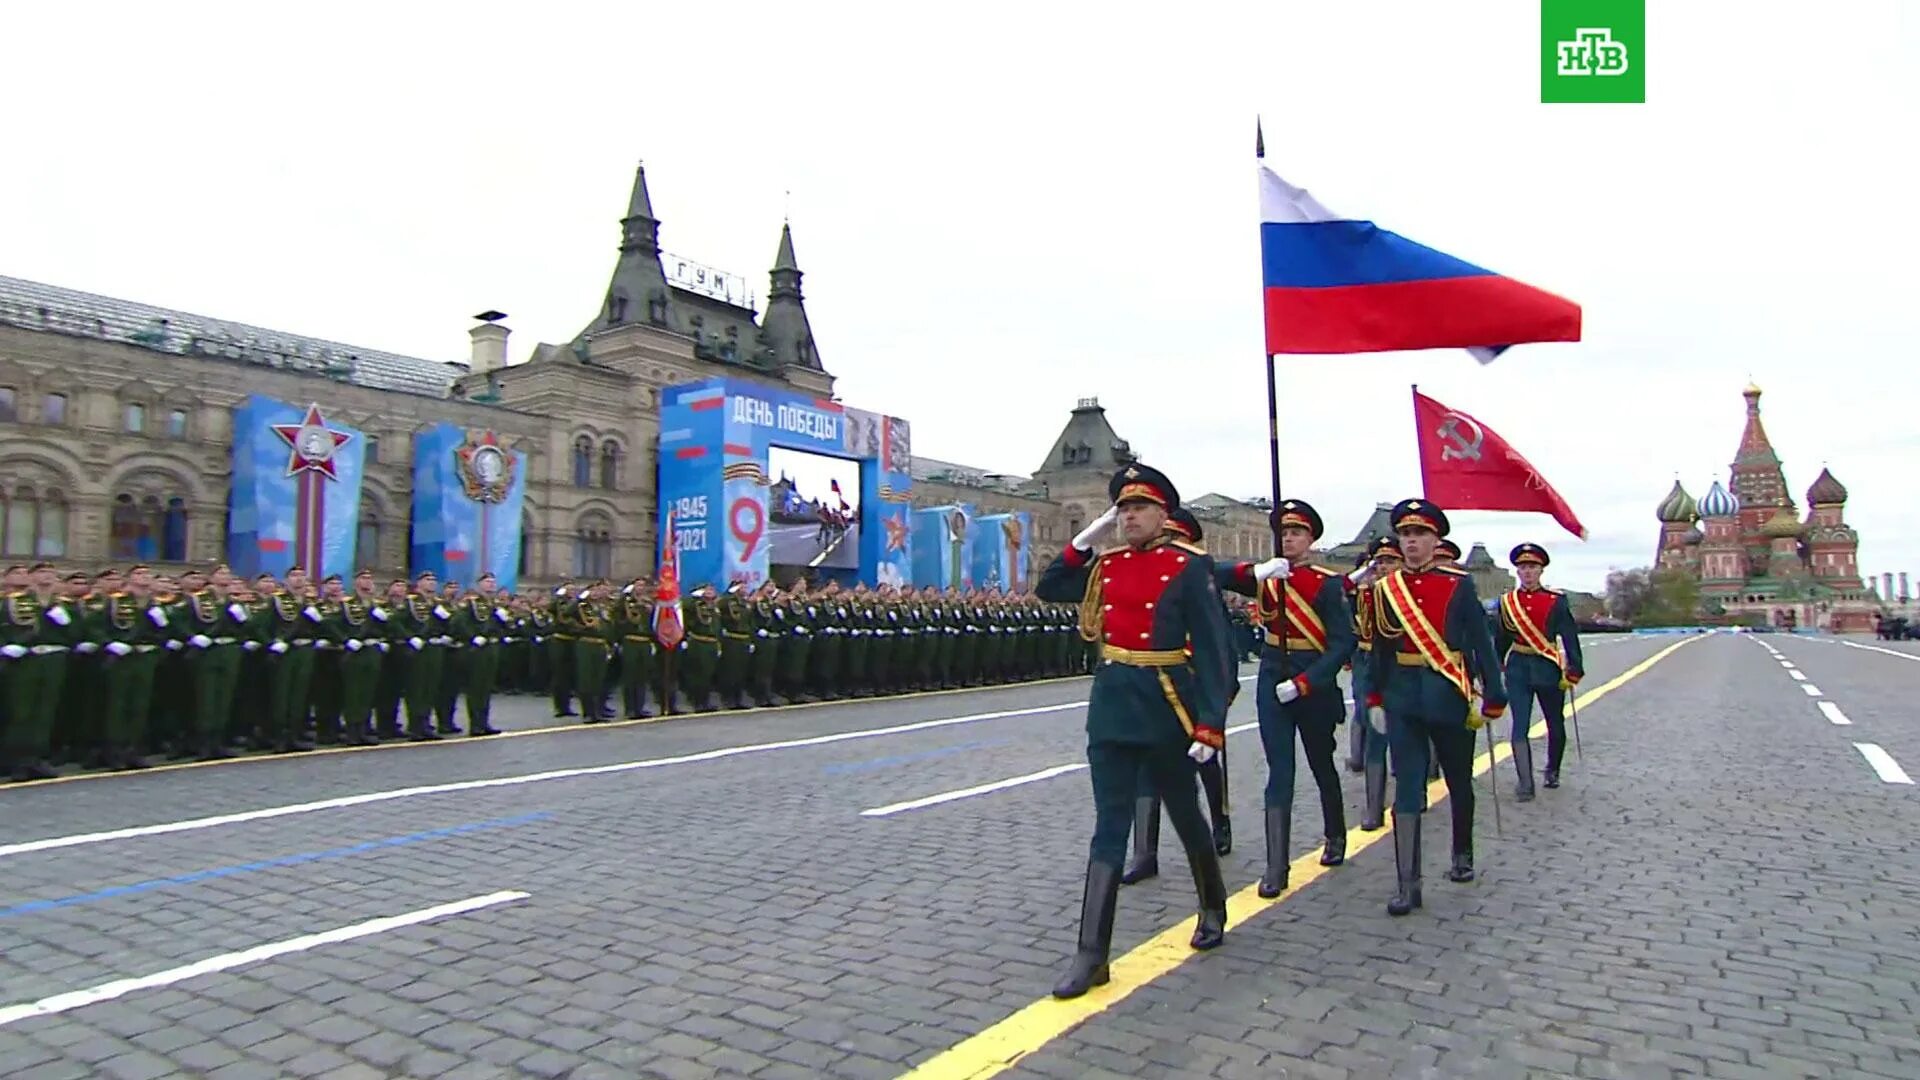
[1259, 163, 1581, 364]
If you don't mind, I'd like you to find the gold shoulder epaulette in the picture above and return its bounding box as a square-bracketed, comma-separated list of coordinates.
[1307, 564, 1339, 577]
[1435, 565, 1469, 576]
[1168, 539, 1207, 557]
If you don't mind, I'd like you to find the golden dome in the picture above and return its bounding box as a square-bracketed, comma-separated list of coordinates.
[1743, 380, 1763, 397]
[1760, 506, 1802, 539]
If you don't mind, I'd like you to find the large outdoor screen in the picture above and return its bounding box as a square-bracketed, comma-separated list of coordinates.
[766, 445, 863, 571]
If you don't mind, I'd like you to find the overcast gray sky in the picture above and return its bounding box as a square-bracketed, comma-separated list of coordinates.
[4, 1, 1913, 592]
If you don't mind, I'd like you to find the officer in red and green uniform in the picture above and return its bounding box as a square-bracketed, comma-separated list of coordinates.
[3, 562, 76, 780]
[1362, 499, 1507, 916]
[1217, 499, 1356, 898]
[1497, 543, 1584, 797]
[1118, 507, 1236, 885]
[1036, 463, 1232, 1000]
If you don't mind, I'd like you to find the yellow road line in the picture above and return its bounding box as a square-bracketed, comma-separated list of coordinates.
[6, 674, 1092, 791]
[895, 634, 1700, 1080]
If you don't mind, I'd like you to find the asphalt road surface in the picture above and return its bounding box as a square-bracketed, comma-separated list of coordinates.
[1, 632, 1916, 1079]
[767, 520, 858, 570]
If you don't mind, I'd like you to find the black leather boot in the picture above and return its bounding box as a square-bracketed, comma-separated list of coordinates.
[1200, 754, 1231, 855]
[1188, 845, 1228, 950]
[1120, 796, 1159, 885]
[1543, 767, 1560, 789]
[1388, 811, 1423, 916]
[1257, 805, 1290, 899]
[1361, 758, 1386, 830]
[1052, 861, 1120, 999]
[1346, 724, 1366, 773]
[1321, 831, 1346, 867]
[1448, 849, 1475, 883]
[1512, 735, 1536, 802]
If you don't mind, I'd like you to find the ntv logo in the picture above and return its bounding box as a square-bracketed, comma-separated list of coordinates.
[1556, 27, 1629, 77]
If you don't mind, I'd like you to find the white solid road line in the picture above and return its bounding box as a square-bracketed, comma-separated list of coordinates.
[860, 720, 1264, 818]
[1842, 640, 1920, 663]
[0, 891, 528, 1028]
[1800, 684, 1823, 697]
[0, 701, 1096, 861]
[1854, 744, 1915, 785]
[1818, 702, 1852, 726]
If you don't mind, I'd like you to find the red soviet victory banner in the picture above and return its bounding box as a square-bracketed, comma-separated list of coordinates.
[1412, 387, 1587, 540]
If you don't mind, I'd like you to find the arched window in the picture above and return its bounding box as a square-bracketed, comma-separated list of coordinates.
[573, 515, 612, 579]
[358, 502, 381, 567]
[572, 436, 593, 488]
[600, 440, 620, 490]
[1, 487, 68, 557]
[110, 491, 187, 561]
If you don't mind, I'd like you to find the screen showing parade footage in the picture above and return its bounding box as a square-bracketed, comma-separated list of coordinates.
[766, 445, 863, 572]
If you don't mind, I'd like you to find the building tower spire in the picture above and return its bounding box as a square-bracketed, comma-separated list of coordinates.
[583, 160, 674, 339]
[760, 222, 820, 371]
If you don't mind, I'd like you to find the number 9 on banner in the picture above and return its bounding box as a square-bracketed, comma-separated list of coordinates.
[730, 497, 765, 560]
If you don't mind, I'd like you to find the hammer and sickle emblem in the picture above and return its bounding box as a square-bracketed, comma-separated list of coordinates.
[1437, 413, 1484, 462]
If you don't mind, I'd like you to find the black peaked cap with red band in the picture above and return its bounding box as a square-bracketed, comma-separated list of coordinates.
[1389, 498, 1451, 538]
[1109, 463, 1179, 512]
[1270, 498, 1324, 540]
[1167, 507, 1203, 543]
[1511, 542, 1549, 567]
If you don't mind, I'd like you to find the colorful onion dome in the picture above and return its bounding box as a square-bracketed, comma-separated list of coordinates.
[1761, 506, 1803, 539]
[1806, 467, 1848, 506]
[1655, 480, 1697, 523]
[1697, 480, 1740, 519]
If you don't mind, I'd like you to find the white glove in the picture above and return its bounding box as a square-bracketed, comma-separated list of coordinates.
[1187, 741, 1217, 765]
[0, 644, 26, 659]
[1071, 506, 1119, 550]
[189, 634, 212, 649]
[106, 641, 133, 657]
[471, 636, 485, 647]
[346, 639, 363, 651]
[1275, 679, 1301, 704]
[75, 641, 99, 654]
[1367, 705, 1387, 735]
[1253, 557, 1292, 583]
[46, 606, 71, 626]
[378, 640, 390, 652]
[166, 639, 183, 651]
[147, 606, 169, 627]
[433, 605, 451, 620]
[406, 636, 422, 650]
[228, 603, 248, 621]
[303, 605, 321, 621]
[371, 606, 389, 622]
[242, 640, 259, 652]
[1346, 562, 1375, 585]
[494, 608, 509, 623]
[269, 640, 289, 655]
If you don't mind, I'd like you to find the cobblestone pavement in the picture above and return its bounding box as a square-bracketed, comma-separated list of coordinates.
[1, 633, 1914, 1079]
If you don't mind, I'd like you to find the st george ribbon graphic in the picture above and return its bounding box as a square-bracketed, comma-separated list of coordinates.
[229, 396, 367, 580]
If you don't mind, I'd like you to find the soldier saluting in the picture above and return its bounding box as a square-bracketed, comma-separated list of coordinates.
[1496, 543, 1584, 796]
[1362, 499, 1507, 917]
[1036, 463, 1232, 1000]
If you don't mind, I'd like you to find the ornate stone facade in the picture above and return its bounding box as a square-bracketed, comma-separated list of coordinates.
[1653, 384, 1875, 631]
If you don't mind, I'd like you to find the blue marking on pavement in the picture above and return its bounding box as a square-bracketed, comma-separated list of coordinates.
[0, 812, 550, 919]
[822, 738, 1013, 775]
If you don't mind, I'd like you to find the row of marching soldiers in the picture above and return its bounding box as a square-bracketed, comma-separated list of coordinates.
[1034, 463, 1584, 999]
[539, 578, 1089, 721]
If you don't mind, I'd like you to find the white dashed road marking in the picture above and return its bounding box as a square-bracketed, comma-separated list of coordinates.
[1800, 684, 1823, 697]
[1818, 702, 1852, 726]
[1854, 744, 1915, 785]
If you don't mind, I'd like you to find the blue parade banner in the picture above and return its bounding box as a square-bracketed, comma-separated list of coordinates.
[410, 424, 528, 592]
[228, 394, 366, 580]
[911, 504, 975, 590]
[657, 377, 912, 590]
[970, 512, 1036, 594]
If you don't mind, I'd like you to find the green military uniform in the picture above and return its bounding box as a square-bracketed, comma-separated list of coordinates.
[396, 590, 450, 741]
[179, 590, 249, 758]
[716, 588, 755, 709]
[813, 596, 845, 700]
[546, 591, 578, 717]
[567, 593, 614, 721]
[336, 592, 385, 745]
[748, 591, 783, 707]
[98, 591, 177, 769]
[3, 588, 76, 780]
[779, 594, 816, 703]
[371, 594, 406, 739]
[845, 594, 873, 697]
[617, 590, 657, 719]
[682, 592, 723, 712]
[262, 590, 319, 751]
[454, 592, 506, 736]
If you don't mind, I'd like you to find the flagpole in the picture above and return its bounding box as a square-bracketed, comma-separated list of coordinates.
[1258, 118, 1284, 553]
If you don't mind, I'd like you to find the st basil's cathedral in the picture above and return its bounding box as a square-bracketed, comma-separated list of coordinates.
[1653, 383, 1876, 632]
